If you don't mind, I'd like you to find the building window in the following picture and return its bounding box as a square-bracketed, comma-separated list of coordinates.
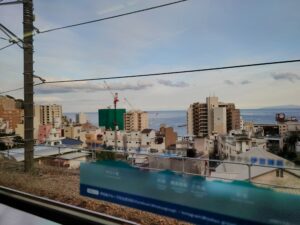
[276, 169, 284, 178]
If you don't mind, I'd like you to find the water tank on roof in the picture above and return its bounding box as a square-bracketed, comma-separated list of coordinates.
[276, 113, 285, 123]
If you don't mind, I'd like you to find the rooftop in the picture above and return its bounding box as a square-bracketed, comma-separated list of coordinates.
[56, 152, 89, 160]
[141, 129, 153, 134]
[0, 146, 78, 162]
[212, 148, 296, 180]
[61, 138, 83, 146]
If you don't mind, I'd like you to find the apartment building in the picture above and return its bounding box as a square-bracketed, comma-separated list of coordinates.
[0, 96, 23, 130]
[187, 96, 240, 137]
[158, 125, 177, 149]
[104, 130, 141, 151]
[187, 102, 208, 137]
[15, 105, 40, 141]
[63, 125, 82, 140]
[221, 103, 241, 132]
[124, 110, 148, 132]
[40, 104, 62, 128]
[204, 130, 267, 159]
[76, 112, 87, 124]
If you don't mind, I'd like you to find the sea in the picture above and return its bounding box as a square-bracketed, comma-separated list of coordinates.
[65, 108, 300, 136]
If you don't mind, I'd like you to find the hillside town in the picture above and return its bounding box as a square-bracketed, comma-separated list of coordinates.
[0, 94, 299, 186]
[1, 1, 300, 224]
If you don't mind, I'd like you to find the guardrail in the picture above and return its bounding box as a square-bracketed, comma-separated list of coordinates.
[2, 145, 300, 190]
[0, 185, 138, 225]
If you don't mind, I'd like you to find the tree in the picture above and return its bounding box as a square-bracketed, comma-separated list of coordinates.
[279, 133, 300, 162]
[13, 136, 24, 148]
[96, 151, 116, 161]
[285, 133, 299, 152]
[0, 142, 7, 151]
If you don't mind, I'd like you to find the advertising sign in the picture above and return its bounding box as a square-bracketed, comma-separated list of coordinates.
[80, 161, 300, 225]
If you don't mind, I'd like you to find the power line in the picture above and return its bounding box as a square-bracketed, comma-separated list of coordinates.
[0, 0, 22, 6]
[37, 0, 188, 34]
[0, 30, 36, 52]
[0, 42, 15, 51]
[0, 23, 23, 48]
[1, 58, 300, 95]
[0, 86, 24, 94]
[0, 82, 42, 95]
[42, 59, 300, 84]
[0, 36, 9, 41]
[0, 1, 188, 52]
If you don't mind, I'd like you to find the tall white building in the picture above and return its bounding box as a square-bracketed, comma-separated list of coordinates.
[207, 96, 219, 135]
[124, 110, 148, 132]
[187, 96, 240, 137]
[187, 107, 194, 136]
[40, 104, 62, 128]
[76, 112, 87, 124]
[213, 107, 227, 134]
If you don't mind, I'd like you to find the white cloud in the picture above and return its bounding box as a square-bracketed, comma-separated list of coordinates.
[158, 79, 189, 87]
[224, 80, 234, 85]
[34, 96, 63, 104]
[35, 80, 153, 94]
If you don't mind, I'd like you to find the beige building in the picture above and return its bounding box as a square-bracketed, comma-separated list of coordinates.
[76, 112, 87, 124]
[63, 125, 82, 139]
[124, 110, 148, 132]
[187, 96, 240, 137]
[213, 107, 227, 134]
[40, 104, 62, 128]
[15, 105, 41, 142]
[278, 121, 300, 136]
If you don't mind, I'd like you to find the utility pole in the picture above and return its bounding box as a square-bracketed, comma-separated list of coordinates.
[23, 0, 34, 172]
[114, 93, 119, 151]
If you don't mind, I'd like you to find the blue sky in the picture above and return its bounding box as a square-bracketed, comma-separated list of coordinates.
[0, 0, 300, 112]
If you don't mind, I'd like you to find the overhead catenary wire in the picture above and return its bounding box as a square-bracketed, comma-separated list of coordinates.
[0, 1, 188, 53]
[42, 59, 300, 84]
[0, 24, 23, 48]
[37, 0, 188, 34]
[0, 42, 15, 51]
[0, 0, 23, 6]
[0, 82, 43, 95]
[0, 36, 9, 41]
[1, 58, 300, 95]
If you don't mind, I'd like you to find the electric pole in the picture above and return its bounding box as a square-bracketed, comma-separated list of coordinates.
[114, 93, 119, 151]
[23, 0, 34, 172]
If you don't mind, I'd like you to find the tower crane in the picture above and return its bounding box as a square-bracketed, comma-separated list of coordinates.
[123, 97, 134, 111]
[103, 81, 119, 151]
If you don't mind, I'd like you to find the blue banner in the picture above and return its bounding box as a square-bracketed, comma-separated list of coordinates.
[80, 161, 300, 225]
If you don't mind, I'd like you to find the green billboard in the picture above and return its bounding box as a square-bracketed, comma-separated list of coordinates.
[98, 108, 126, 130]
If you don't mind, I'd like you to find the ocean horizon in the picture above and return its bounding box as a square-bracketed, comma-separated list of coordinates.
[65, 108, 300, 136]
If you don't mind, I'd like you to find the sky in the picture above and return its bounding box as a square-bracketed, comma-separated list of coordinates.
[0, 0, 300, 112]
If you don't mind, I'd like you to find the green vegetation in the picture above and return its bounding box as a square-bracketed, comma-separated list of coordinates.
[96, 151, 116, 161]
[0, 136, 24, 151]
[0, 142, 7, 150]
[279, 133, 300, 165]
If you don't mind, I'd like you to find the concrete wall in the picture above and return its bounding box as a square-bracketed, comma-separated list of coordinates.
[252, 170, 300, 189]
